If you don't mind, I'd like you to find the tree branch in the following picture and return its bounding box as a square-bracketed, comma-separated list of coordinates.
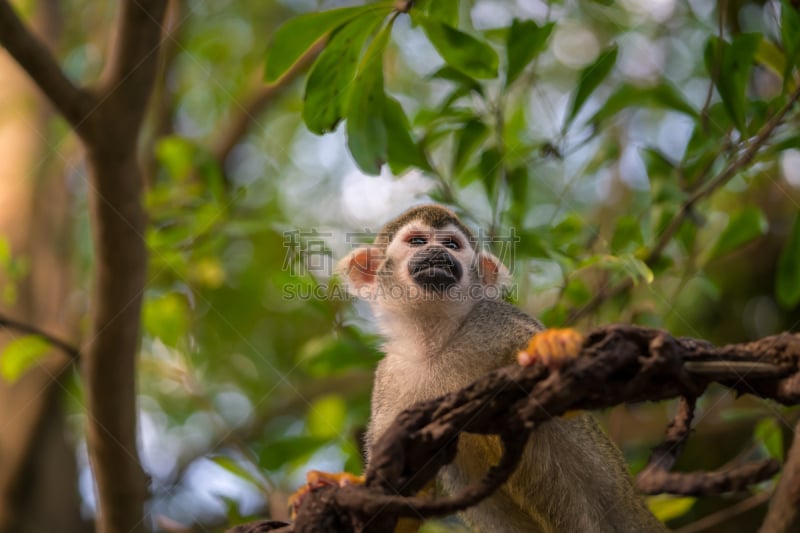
[0, 313, 79, 359]
[79, 2, 167, 533]
[675, 490, 771, 533]
[567, 85, 800, 325]
[233, 326, 800, 532]
[0, 0, 92, 132]
[212, 41, 324, 172]
[636, 395, 779, 495]
[760, 419, 800, 532]
[97, 0, 170, 141]
[636, 396, 696, 489]
[1, 1, 168, 530]
[638, 459, 780, 496]
[645, 84, 800, 267]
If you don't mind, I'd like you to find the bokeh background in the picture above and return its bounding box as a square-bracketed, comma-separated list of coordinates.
[1, 0, 799, 531]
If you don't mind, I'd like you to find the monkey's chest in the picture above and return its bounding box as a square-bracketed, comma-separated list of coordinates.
[383, 352, 504, 406]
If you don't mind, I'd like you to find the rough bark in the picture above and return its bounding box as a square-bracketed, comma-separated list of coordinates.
[760, 420, 800, 532]
[232, 325, 800, 533]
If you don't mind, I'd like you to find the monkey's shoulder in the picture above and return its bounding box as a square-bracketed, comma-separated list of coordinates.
[460, 299, 543, 344]
[373, 300, 544, 403]
[438, 299, 544, 371]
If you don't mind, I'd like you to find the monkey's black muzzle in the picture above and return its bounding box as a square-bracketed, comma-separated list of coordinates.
[408, 248, 462, 293]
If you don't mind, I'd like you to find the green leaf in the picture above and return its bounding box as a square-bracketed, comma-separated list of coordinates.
[776, 213, 800, 308]
[264, 5, 371, 83]
[156, 137, 195, 181]
[259, 436, 328, 470]
[781, 0, 800, 86]
[197, 154, 225, 205]
[303, 13, 387, 134]
[507, 165, 529, 222]
[540, 305, 568, 327]
[766, 134, 800, 154]
[477, 147, 502, 196]
[704, 33, 761, 132]
[0, 335, 50, 382]
[564, 278, 591, 306]
[756, 39, 787, 81]
[754, 418, 784, 461]
[419, 18, 499, 79]
[155, 137, 225, 203]
[566, 45, 618, 127]
[429, 66, 483, 96]
[649, 83, 700, 117]
[646, 495, 696, 522]
[346, 22, 392, 175]
[307, 394, 347, 438]
[453, 118, 489, 173]
[611, 215, 644, 253]
[298, 333, 381, 375]
[210, 456, 265, 490]
[216, 494, 243, 523]
[709, 207, 767, 260]
[552, 214, 587, 251]
[143, 292, 189, 347]
[641, 147, 678, 182]
[0, 237, 10, 268]
[589, 82, 697, 126]
[601, 253, 654, 284]
[383, 96, 431, 174]
[416, 0, 460, 26]
[506, 19, 554, 86]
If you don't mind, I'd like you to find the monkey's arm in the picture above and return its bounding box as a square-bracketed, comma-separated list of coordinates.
[505, 328, 667, 531]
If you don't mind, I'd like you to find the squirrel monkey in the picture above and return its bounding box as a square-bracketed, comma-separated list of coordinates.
[335, 204, 665, 532]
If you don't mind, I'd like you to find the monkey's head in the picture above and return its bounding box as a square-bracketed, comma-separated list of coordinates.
[338, 205, 511, 312]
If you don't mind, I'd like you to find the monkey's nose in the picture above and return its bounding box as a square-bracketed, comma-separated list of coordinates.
[408, 249, 462, 292]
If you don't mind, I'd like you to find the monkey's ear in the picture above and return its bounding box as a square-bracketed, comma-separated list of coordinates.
[337, 247, 383, 296]
[476, 252, 511, 295]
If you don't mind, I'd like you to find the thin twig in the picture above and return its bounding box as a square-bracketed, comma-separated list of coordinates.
[699, 0, 726, 132]
[759, 419, 800, 532]
[646, 83, 800, 266]
[636, 396, 696, 490]
[212, 41, 325, 171]
[674, 490, 771, 533]
[0, 314, 79, 358]
[0, 0, 92, 131]
[567, 84, 800, 325]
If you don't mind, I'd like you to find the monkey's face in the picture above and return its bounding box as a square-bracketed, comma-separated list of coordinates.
[399, 225, 467, 294]
[339, 217, 510, 311]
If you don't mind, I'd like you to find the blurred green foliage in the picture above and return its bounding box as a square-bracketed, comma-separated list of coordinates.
[6, 0, 800, 530]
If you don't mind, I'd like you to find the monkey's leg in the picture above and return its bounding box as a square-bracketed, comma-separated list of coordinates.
[517, 328, 584, 368]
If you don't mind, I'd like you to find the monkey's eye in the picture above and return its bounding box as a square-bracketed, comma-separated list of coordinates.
[408, 236, 427, 246]
[443, 240, 460, 250]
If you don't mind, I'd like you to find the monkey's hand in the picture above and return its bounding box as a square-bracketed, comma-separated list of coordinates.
[288, 470, 364, 518]
[517, 328, 584, 369]
[289, 470, 428, 532]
